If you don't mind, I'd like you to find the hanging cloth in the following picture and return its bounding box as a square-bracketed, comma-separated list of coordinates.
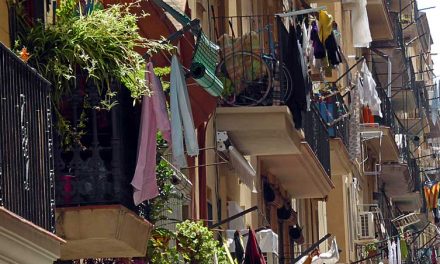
[360, 61, 382, 117]
[424, 182, 440, 223]
[279, 22, 308, 129]
[400, 238, 408, 259]
[311, 20, 326, 60]
[351, 0, 373, 47]
[244, 228, 267, 264]
[131, 62, 172, 205]
[318, 11, 333, 44]
[234, 230, 245, 263]
[388, 240, 394, 264]
[325, 30, 342, 66]
[170, 55, 199, 168]
[396, 237, 402, 264]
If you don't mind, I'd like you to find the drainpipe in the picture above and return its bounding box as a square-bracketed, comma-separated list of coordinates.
[198, 123, 208, 223]
[387, 57, 392, 99]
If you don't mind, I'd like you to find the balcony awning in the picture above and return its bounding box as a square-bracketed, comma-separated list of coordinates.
[360, 125, 400, 162]
[260, 143, 334, 199]
[215, 106, 302, 156]
[367, 0, 394, 41]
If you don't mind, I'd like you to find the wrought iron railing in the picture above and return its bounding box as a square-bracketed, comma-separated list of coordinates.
[54, 74, 145, 215]
[0, 42, 55, 232]
[211, 14, 294, 107]
[330, 94, 350, 149]
[304, 106, 331, 176]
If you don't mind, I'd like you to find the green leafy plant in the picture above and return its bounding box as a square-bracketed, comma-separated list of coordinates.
[18, 1, 171, 102]
[13, 0, 172, 147]
[175, 220, 228, 264]
[147, 220, 229, 264]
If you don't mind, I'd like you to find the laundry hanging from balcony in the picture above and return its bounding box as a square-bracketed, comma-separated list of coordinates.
[132, 62, 172, 205]
[358, 61, 382, 117]
[170, 55, 199, 168]
[344, 0, 372, 47]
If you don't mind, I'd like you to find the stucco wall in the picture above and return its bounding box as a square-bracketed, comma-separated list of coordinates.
[0, 0, 10, 47]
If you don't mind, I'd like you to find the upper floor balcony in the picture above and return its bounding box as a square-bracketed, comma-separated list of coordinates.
[212, 14, 334, 198]
[0, 42, 63, 263]
[53, 74, 153, 260]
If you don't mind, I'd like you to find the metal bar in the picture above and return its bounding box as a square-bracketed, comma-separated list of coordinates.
[209, 206, 258, 229]
[292, 234, 332, 263]
[332, 57, 365, 84]
[275, 6, 326, 18]
[409, 223, 431, 245]
[151, 0, 191, 25]
[351, 252, 382, 264]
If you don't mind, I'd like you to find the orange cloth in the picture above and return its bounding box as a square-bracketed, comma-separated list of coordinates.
[362, 106, 375, 123]
[424, 183, 440, 210]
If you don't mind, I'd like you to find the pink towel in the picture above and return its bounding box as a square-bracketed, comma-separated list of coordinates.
[131, 62, 171, 205]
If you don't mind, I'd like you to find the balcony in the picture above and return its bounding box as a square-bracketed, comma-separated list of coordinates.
[360, 124, 400, 162]
[367, 0, 394, 41]
[54, 75, 153, 259]
[0, 42, 63, 262]
[212, 14, 333, 198]
[259, 107, 334, 199]
[215, 106, 301, 155]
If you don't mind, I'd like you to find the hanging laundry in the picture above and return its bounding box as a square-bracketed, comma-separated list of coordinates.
[234, 230, 245, 263]
[325, 23, 342, 66]
[279, 21, 309, 129]
[131, 62, 172, 205]
[359, 61, 382, 117]
[311, 20, 326, 60]
[424, 181, 440, 223]
[396, 237, 402, 264]
[244, 228, 267, 264]
[350, 0, 373, 47]
[170, 55, 199, 168]
[388, 240, 394, 264]
[400, 238, 408, 259]
[318, 10, 333, 45]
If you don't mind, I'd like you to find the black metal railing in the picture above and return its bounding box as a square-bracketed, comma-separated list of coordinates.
[211, 14, 294, 106]
[54, 74, 145, 215]
[304, 106, 331, 176]
[0, 42, 55, 232]
[330, 94, 350, 149]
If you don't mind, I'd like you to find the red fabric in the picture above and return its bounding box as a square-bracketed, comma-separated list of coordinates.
[362, 106, 375, 123]
[244, 228, 267, 264]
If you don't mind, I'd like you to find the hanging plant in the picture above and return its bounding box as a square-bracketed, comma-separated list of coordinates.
[13, 0, 172, 147]
[18, 0, 171, 102]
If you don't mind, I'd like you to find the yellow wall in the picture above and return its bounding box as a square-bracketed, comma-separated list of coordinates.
[327, 174, 351, 263]
[0, 0, 10, 47]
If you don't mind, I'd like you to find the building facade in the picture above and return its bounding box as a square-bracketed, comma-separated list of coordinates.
[0, 0, 439, 263]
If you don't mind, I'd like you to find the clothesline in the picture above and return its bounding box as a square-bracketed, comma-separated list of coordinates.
[275, 6, 327, 18]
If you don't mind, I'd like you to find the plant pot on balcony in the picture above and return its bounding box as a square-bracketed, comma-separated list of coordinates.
[56, 205, 153, 260]
[264, 182, 283, 208]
